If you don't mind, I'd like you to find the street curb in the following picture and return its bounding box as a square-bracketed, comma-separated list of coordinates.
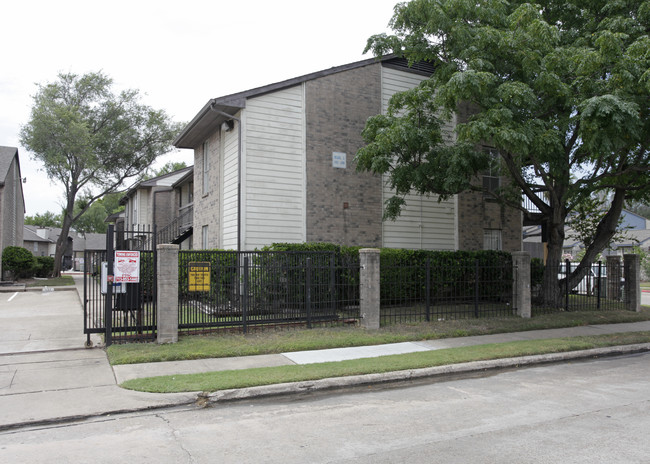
[3, 343, 649, 432]
[0, 286, 76, 293]
[0, 394, 198, 433]
[201, 343, 650, 404]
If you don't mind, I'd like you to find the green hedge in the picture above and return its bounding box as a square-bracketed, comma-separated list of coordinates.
[263, 244, 512, 306]
[33, 256, 55, 278]
[2, 246, 35, 279]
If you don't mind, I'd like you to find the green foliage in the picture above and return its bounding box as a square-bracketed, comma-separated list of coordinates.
[178, 250, 239, 302]
[360, 0, 650, 302]
[567, 195, 628, 249]
[2, 246, 35, 278]
[144, 161, 188, 180]
[530, 258, 545, 287]
[24, 211, 61, 228]
[32, 256, 55, 278]
[20, 71, 182, 275]
[73, 192, 124, 234]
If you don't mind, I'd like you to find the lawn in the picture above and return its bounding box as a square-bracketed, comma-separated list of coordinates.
[25, 276, 75, 287]
[120, 331, 650, 393]
[107, 307, 650, 365]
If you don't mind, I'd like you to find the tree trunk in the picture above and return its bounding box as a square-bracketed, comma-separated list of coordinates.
[537, 188, 626, 308]
[539, 217, 565, 307]
[51, 197, 76, 277]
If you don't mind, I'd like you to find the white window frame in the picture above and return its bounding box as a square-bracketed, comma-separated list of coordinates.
[202, 225, 209, 249]
[483, 229, 502, 251]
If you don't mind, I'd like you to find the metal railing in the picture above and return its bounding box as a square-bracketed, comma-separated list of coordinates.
[157, 205, 193, 245]
[379, 257, 515, 324]
[177, 250, 359, 334]
[531, 260, 626, 314]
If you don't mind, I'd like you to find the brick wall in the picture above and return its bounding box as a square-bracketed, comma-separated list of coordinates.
[304, 63, 383, 247]
[457, 189, 522, 252]
[455, 102, 521, 252]
[193, 132, 221, 249]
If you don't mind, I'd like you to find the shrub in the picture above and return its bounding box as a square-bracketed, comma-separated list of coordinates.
[33, 256, 55, 277]
[2, 246, 35, 278]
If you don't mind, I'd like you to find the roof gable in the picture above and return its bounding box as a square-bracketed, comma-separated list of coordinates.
[174, 56, 434, 148]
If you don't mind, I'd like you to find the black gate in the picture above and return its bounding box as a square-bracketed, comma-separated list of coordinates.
[83, 224, 157, 346]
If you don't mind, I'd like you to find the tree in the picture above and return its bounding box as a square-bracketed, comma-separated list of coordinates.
[24, 211, 61, 228]
[625, 200, 650, 220]
[73, 192, 124, 235]
[20, 71, 181, 276]
[358, 0, 650, 305]
[143, 161, 187, 180]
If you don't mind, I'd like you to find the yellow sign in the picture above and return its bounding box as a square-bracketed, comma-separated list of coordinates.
[188, 262, 210, 292]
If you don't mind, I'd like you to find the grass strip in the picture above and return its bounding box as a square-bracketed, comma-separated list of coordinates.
[26, 276, 75, 287]
[108, 309, 650, 365]
[120, 331, 650, 393]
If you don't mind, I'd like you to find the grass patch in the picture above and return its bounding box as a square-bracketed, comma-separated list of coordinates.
[120, 331, 650, 393]
[107, 308, 650, 365]
[25, 276, 75, 287]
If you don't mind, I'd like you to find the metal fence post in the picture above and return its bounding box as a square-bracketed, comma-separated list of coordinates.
[425, 258, 431, 322]
[104, 225, 114, 347]
[596, 261, 602, 309]
[242, 256, 249, 334]
[474, 259, 479, 318]
[306, 258, 312, 329]
[330, 254, 336, 314]
[624, 254, 641, 312]
[565, 259, 571, 311]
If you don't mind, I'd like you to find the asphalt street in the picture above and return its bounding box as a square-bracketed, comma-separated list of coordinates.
[2, 351, 649, 463]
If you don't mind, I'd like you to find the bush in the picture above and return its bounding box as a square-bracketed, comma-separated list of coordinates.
[2, 246, 35, 279]
[33, 256, 54, 277]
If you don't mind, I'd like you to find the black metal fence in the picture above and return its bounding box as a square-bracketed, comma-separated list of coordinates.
[177, 250, 360, 334]
[531, 259, 626, 314]
[379, 256, 516, 324]
[83, 225, 157, 345]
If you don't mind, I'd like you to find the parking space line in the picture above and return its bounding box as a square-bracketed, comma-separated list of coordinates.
[7, 292, 18, 302]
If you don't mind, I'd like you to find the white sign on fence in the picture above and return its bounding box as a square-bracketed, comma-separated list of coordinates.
[114, 251, 140, 283]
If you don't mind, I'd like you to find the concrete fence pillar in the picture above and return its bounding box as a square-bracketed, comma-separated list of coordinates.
[606, 255, 622, 301]
[624, 254, 641, 312]
[157, 244, 179, 343]
[512, 251, 531, 318]
[359, 248, 380, 329]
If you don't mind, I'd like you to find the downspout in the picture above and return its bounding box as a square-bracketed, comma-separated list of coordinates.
[210, 104, 242, 251]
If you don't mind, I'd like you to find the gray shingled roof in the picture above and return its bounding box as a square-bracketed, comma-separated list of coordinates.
[0, 146, 18, 185]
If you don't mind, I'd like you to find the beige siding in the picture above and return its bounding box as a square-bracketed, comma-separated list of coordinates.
[221, 122, 239, 249]
[241, 85, 305, 249]
[381, 66, 457, 250]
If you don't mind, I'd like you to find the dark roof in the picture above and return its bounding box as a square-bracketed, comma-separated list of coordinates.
[174, 55, 434, 148]
[0, 146, 19, 186]
[23, 225, 52, 243]
[120, 166, 193, 205]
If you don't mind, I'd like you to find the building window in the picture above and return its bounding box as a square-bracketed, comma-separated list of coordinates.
[188, 181, 193, 204]
[202, 225, 209, 249]
[483, 229, 502, 250]
[483, 147, 500, 197]
[202, 141, 209, 195]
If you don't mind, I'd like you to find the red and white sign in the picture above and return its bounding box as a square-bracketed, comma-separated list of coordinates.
[114, 251, 140, 283]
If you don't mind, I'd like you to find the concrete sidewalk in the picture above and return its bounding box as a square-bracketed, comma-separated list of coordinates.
[0, 290, 195, 431]
[112, 320, 650, 383]
[1, 283, 649, 431]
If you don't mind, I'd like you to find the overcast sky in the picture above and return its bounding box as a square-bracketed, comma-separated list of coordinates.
[1, 0, 399, 215]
